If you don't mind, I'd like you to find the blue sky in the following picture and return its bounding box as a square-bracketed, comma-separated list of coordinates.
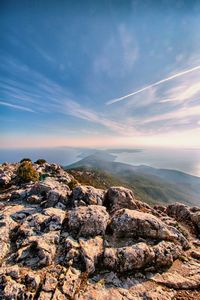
[1, 0, 200, 148]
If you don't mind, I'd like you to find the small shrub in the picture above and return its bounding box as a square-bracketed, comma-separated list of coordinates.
[35, 159, 47, 165]
[68, 178, 79, 190]
[39, 173, 49, 181]
[20, 158, 32, 163]
[17, 161, 39, 183]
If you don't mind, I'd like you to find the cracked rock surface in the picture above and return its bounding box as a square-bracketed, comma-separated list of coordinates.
[0, 161, 200, 299]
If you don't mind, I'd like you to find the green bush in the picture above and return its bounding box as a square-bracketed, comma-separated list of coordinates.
[68, 178, 79, 190]
[17, 161, 39, 183]
[20, 158, 32, 163]
[35, 159, 47, 165]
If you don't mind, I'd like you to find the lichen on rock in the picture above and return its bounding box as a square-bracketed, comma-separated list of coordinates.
[0, 160, 199, 299]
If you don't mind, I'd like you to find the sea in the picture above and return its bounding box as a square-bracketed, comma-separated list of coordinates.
[0, 147, 200, 177]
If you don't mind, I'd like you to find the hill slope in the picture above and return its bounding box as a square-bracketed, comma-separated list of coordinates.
[65, 154, 200, 206]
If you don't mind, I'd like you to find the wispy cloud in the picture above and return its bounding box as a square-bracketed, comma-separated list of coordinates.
[94, 24, 138, 77]
[54, 100, 138, 136]
[0, 55, 138, 136]
[0, 100, 35, 112]
[143, 105, 200, 124]
[159, 81, 200, 103]
[1, 50, 200, 146]
[106, 64, 200, 105]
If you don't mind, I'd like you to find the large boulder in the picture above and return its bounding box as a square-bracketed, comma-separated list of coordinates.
[68, 205, 109, 237]
[153, 241, 182, 268]
[191, 211, 200, 233]
[104, 186, 138, 212]
[110, 209, 189, 249]
[72, 185, 105, 206]
[166, 203, 200, 235]
[166, 203, 191, 222]
[104, 241, 181, 273]
[104, 242, 155, 272]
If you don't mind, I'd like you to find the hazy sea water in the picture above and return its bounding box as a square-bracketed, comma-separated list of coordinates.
[0, 147, 200, 177]
[0, 147, 82, 166]
[112, 148, 200, 177]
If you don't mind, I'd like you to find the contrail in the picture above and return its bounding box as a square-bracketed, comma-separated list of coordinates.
[106, 65, 200, 105]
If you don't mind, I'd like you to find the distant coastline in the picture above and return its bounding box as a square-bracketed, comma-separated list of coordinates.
[0, 147, 199, 177]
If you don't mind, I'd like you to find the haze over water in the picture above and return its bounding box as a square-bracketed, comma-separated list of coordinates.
[112, 148, 200, 177]
[0, 147, 200, 177]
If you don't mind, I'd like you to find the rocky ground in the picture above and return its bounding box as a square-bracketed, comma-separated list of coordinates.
[0, 161, 200, 299]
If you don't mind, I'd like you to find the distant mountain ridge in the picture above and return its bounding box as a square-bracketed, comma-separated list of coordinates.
[65, 153, 200, 206]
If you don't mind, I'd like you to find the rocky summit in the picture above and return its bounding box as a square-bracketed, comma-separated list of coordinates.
[0, 161, 200, 300]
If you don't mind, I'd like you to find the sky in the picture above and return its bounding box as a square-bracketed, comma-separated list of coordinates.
[1, 0, 200, 149]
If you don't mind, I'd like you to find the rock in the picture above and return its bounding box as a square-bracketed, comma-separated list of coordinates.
[30, 177, 70, 208]
[43, 207, 66, 231]
[25, 272, 41, 290]
[77, 284, 139, 300]
[191, 211, 200, 233]
[63, 235, 80, 264]
[10, 188, 29, 201]
[46, 188, 69, 208]
[38, 291, 53, 300]
[11, 207, 37, 222]
[1, 277, 25, 299]
[27, 194, 42, 204]
[65, 235, 80, 250]
[43, 272, 58, 292]
[110, 209, 189, 249]
[72, 185, 105, 206]
[166, 203, 191, 222]
[103, 272, 122, 287]
[191, 250, 200, 260]
[0, 175, 10, 187]
[0, 170, 13, 187]
[104, 186, 138, 212]
[0, 265, 20, 280]
[16, 232, 58, 268]
[30, 180, 52, 195]
[79, 236, 104, 273]
[61, 267, 81, 298]
[104, 241, 181, 273]
[11, 207, 65, 245]
[152, 272, 200, 289]
[166, 203, 200, 236]
[104, 242, 155, 272]
[153, 241, 182, 268]
[68, 205, 109, 237]
[0, 160, 200, 300]
[143, 286, 175, 300]
[46, 190, 61, 207]
[0, 213, 17, 261]
[52, 288, 66, 299]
